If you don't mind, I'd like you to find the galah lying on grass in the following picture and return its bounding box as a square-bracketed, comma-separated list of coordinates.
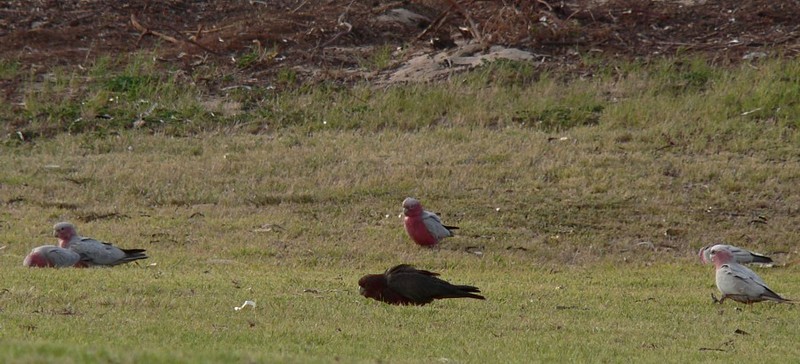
[23, 245, 87, 268]
[358, 264, 485, 306]
[711, 246, 791, 305]
[54, 222, 148, 266]
[402, 197, 458, 247]
[698, 243, 773, 265]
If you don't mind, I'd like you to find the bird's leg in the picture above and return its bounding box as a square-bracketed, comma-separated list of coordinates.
[711, 293, 721, 304]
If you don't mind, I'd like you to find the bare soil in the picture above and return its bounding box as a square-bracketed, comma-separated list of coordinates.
[1, 0, 799, 93]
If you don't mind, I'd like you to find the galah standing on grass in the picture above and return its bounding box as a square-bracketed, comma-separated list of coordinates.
[698, 243, 773, 265]
[54, 222, 148, 266]
[23, 245, 87, 268]
[402, 197, 458, 247]
[358, 264, 485, 306]
[711, 247, 791, 305]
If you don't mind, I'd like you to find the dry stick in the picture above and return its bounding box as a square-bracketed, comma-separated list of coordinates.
[131, 14, 180, 44]
[162, 22, 219, 54]
[291, 0, 308, 13]
[537, 0, 553, 12]
[415, 4, 456, 41]
[194, 24, 203, 41]
[180, 23, 237, 36]
[566, 8, 582, 21]
[316, 0, 356, 49]
[372, 1, 405, 14]
[131, 14, 218, 54]
[443, 0, 483, 44]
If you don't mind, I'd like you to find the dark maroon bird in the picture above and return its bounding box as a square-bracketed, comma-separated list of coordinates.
[358, 264, 485, 305]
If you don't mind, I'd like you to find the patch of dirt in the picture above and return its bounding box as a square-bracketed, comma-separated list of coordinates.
[1, 0, 799, 92]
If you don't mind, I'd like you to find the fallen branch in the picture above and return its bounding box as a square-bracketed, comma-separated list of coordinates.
[180, 23, 238, 37]
[443, 0, 483, 44]
[131, 14, 179, 44]
[292, 0, 309, 13]
[131, 14, 218, 54]
[416, 4, 456, 41]
[316, 0, 356, 49]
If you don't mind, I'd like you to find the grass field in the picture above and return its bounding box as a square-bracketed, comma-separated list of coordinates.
[1, 56, 799, 363]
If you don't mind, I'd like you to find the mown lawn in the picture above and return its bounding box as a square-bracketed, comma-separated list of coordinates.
[1, 56, 799, 362]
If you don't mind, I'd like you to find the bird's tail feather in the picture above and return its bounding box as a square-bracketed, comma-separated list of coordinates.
[455, 285, 481, 293]
[763, 287, 792, 303]
[452, 285, 485, 300]
[751, 254, 773, 264]
[122, 248, 146, 254]
[113, 251, 148, 265]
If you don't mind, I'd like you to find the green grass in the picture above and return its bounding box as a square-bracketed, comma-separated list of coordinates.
[1, 261, 798, 362]
[7, 53, 800, 140]
[1, 55, 799, 362]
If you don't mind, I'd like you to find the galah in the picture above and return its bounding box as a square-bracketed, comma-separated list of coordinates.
[711, 246, 791, 305]
[53, 222, 148, 266]
[358, 264, 485, 305]
[23, 245, 87, 268]
[698, 243, 773, 265]
[402, 197, 458, 247]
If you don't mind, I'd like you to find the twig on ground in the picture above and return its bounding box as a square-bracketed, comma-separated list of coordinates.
[131, 14, 218, 54]
[316, 0, 356, 49]
[131, 14, 180, 44]
[291, 0, 308, 13]
[416, 4, 456, 41]
[444, 0, 484, 44]
[537, 0, 553, 12]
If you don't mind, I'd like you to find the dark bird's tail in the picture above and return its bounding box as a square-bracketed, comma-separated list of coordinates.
[451, 285, 485, 300]
[117, 249, 148, 265]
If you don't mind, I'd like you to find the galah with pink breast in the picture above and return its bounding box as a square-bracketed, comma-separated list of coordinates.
[699, 243, 772, 265]
[54, 222, 148, 266]
[710, 246, 791, 305]
[23, 245, 87, 268]
[402, 197, 458, 247]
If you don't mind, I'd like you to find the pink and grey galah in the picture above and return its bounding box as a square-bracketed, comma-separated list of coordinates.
[699, 243, 772, 265]
[402, 197, 458, 247]
[54, 222, 148, 266]
[710, 246, 791, 305]
[23, 245, 87, 268]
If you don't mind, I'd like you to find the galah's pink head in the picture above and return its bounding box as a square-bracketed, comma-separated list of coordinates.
[402, 197, 422, 217]
[53, 222, 77, 242]
[709, 246, 734, 268]
[23, 251, 52, 267]
[698, 244, 712, 264]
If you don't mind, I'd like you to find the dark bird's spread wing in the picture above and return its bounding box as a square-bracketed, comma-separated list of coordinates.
[386, 265, 485, 305]
[386, 264, 439, 277]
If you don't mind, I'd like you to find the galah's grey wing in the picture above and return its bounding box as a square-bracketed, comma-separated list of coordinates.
[709, 244, 773, 265]
[46, 246, 82, 267]
[71, 237, 126, 265]
[717, 264, 768, 299]
[727, 262, 768, 286]
[728, 245, 772, 264]
[421, 211, 454, 241]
